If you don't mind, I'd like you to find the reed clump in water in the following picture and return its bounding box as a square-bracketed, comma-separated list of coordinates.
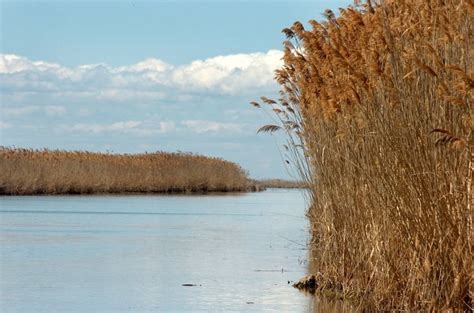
[255, 0, 472, 310]
[0, 147, 253, 195]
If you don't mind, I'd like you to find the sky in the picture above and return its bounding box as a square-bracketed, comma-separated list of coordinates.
[0, 0, 352, 179]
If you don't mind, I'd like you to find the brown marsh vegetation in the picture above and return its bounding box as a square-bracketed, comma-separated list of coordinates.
[256, 179, 307, 189]
[0, 147, 253, 195]
[255, 0, 473, 311]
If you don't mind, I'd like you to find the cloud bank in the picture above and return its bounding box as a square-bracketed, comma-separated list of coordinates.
[64, 119, 245, 136]
[0, 50, 283, 99]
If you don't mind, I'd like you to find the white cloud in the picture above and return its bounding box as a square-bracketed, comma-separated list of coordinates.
[159, 121, 175, 133]
[69, 121, 143, 133]
[181, 120, 243, 134]
[0, 51, 282, 99]
[117, 58, 172, 73]
[65, 120, 239, 135]
[0, 54, 68, 75]
[67, 120, 175, 136]
[172, 50, 283, 94]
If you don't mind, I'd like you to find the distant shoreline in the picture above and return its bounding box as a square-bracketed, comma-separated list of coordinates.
[0, 147, 305, 196]
[0, 186, 312, 197]
[0, 148, 256, 196]
[0, 187, 264, 196]
[254, 179, 307, 189]
[0, 184, 311, 197]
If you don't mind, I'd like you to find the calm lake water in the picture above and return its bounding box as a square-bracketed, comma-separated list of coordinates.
[0, 189, 321, 312]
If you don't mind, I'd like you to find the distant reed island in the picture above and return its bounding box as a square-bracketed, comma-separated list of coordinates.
[0, 148, 303, 195]
[0, 148, 256, 195]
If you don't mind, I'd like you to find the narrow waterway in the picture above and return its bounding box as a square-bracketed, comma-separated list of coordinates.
[0, 189, 325, 312]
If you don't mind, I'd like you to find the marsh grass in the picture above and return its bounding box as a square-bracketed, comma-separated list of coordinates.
[256, 179, 307, 189]
[255, 0, 473, 310]
[0, 148, 252, 195]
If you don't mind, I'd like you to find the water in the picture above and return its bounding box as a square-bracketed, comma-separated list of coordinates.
[0, 189, 322, 313]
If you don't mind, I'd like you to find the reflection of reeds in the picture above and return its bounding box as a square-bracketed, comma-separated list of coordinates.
[0, 148, 252, 195]
[256, 0, 472, 310]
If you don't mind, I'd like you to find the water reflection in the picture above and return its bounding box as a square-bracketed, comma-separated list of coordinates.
[0, 189, 329, 312]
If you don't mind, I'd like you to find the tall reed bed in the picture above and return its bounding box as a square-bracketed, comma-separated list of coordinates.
[255, 0, 472, 310]
[0, 147, 252, 194]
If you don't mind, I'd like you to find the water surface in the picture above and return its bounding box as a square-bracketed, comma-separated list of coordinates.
[0, 189, 318, 312]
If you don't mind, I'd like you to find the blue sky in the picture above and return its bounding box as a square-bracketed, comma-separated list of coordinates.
[1, 0, 352, 179]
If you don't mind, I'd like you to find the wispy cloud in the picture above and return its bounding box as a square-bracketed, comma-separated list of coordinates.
[2, 105, 66, 117]
[69, 121, 143, 133]
[181, 120, 243, 134]
[66, 120, 175, 136]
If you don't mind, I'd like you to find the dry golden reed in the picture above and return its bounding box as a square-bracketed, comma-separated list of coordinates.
[0, 147, 252, 194]
[256, 179, 307, 189]
[255, 0, 473, 310]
